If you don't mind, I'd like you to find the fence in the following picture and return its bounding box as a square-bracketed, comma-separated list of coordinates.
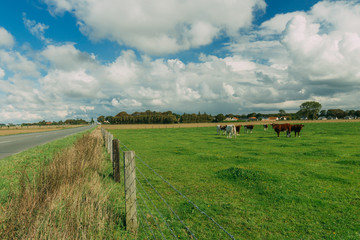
[101, 127, 236, 239]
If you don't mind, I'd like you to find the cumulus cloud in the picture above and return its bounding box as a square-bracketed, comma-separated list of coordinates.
[40, 69, 103, 99]
[2, 0, 360, 124]
[0, 49, 39, 77]
[42, 44, 97, 70]
[0, 27, 14, 48]
[43, 0, 266, 55]
[281, 1, 360, 91]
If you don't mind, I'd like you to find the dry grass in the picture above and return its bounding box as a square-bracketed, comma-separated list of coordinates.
[0, 125, 87, 136]
[102, 119, 360, 130]
[0, 128, 124, 239]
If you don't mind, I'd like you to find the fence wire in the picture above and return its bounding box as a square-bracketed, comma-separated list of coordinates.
[118, 141, 236, 240]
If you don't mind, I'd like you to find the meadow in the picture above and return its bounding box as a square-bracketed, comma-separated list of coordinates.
[109, 122, 360, 239]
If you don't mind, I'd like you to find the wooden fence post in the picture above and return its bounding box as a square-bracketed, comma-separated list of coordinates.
[124, 151, 138, 233]
[112, 139, 120, 182]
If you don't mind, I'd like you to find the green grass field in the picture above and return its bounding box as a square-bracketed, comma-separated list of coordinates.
[110, 122, 360, 239]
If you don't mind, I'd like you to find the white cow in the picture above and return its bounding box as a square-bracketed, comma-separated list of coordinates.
[216, 125, 227, 135]
[226, 125, 236, 138]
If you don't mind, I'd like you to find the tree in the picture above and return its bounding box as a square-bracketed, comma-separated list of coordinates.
[327, 109, 346, 119]
[97, 115, 105, 124]
[319, 110, 327, 117]
[214, 114, 225, 122]
[297, 101, 322, 120]
[279, 109, 286, 116]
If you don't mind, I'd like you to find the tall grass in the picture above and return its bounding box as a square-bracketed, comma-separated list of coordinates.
[0, 128, 128, 239]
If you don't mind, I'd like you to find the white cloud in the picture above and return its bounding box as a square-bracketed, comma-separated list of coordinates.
[0, 68, 5, 78]
[0, 50, 39, 77]
[42, 44, 97, 70]
[0, 27, 14, 48]
[40, 69, 103, 99]
[80, 106, 95, 112]
[43, 0, 266, 55]
[23, 13, 50, 43]
[3, 0, 360, 124]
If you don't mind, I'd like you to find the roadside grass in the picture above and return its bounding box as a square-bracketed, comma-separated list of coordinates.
[0, 128, 129, 239]
[110, 122, 360, 239]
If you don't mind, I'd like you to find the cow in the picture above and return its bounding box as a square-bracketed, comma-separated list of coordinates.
[216, 125, 227, 135]
[226, 125, 236, 138]
[244, 125, 254, 133]
[235, 125, 242, 135]
[271, 123, 292, 137]
[263, 124, 268, 131]
[291, 124, 304, 137]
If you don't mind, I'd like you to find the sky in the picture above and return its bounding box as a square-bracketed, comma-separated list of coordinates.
[1, 0, 360, 123]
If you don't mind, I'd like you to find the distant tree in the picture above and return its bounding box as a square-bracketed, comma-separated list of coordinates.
[279, 109, 286, 116]
[327, 109, 346, 119]
[319, 110, 327, 117]
[105, 116, 114, 123]
[355, 110, 360, 118]
[214, 114, 225, 122]
[347, 110, 355, 117]
[255, 113, 263, 120]
[247, 112, 256, 118]
[297, 101, 322, 120]
[97, 115, 105, 124]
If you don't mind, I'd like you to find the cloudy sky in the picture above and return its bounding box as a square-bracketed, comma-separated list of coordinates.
[1, 0, 360, 123]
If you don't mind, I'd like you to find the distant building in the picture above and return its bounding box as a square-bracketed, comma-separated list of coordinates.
[248, 117, 257, 121]
[224, 117, 239, 121]
[263, 117, 278, 121]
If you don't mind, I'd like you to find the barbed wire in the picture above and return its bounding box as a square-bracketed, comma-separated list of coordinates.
[119, 142, 236, 240]
[136, 176, 179, 239]
[137, 191, 157, 239]
[137, 167, 195, 239]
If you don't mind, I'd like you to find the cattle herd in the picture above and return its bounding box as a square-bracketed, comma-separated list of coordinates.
[216, 123, 304, 138]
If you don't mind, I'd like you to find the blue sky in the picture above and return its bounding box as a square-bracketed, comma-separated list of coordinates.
[1, 0, 360, 123]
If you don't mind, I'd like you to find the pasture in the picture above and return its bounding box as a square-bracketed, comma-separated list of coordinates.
[109, 122, 360, 239]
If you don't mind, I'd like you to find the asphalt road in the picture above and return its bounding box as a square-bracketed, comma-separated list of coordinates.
[0, 125, 95, 160]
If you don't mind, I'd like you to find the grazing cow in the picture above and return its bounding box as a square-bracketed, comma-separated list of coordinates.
[263, 124, 268, 131]
[235, 125, 242, 135]
[226, 125, 236, 138]
[216, 125, 227, 135]
[291, 124, 304, 137]
[271, 123, 292, 137]
[244, 125, 254, 133]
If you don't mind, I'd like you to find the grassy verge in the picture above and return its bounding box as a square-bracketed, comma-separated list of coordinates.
[110, 122, 360, 239]
[0, 128, 129, 239]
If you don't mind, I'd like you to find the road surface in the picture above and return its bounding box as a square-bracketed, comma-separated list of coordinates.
[0, 125, 95, 160]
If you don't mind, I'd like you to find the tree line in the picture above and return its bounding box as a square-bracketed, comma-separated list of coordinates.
[21, 118, 90, 126]
[97, 101, 359, 125]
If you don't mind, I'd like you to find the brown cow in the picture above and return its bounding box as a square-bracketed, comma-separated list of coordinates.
[235, 125, 242, 135]
[244, 125, 254, 133]
[271, 123, 292, 137]
[291, 124, 304, 137]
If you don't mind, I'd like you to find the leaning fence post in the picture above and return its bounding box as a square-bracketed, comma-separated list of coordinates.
[124, 151, 138, 233]
[112, 139, 120, 182]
